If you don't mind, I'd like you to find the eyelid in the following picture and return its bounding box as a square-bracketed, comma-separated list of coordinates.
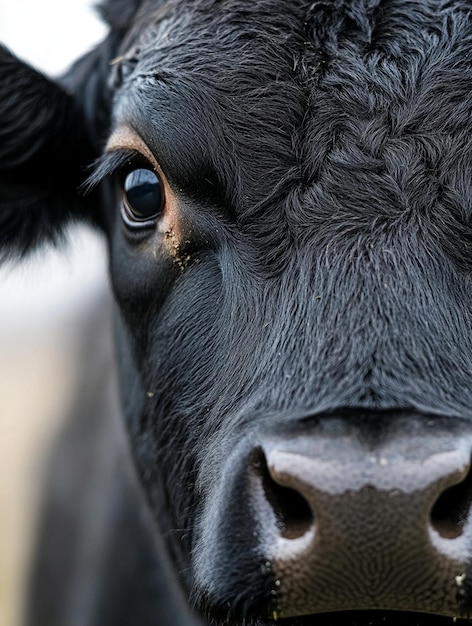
[84, 126, 172, 200]
[106, 127, 165, 179]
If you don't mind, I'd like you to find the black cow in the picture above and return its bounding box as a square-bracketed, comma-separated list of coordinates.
[2, 1, 472, 625]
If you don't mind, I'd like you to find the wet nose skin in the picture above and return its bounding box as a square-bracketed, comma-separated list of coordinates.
[251, 422, 472, 618]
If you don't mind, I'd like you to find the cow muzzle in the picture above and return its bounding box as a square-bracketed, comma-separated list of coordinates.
[247, 413, 472, 619]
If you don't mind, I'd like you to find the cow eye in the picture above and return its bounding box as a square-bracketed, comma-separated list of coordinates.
[121, 168, 164, 226]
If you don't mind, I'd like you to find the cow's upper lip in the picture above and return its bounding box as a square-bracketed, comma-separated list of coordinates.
[274, 612, 465, 625]
[200, 602, 471, 626]
[214, 611, 471, 626]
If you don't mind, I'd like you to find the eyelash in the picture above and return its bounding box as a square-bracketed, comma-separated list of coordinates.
[84, 149, 141, 191]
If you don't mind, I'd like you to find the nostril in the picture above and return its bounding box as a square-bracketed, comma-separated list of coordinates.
[253, 448, 313, 540]
[430, 462, 472, 539]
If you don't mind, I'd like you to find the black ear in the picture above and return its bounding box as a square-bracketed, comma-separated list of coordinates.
[0, 27, 127, 261]
[0, 45, 100, 260]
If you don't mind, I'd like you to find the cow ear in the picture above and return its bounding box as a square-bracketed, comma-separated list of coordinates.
[0, 45, 100, 260]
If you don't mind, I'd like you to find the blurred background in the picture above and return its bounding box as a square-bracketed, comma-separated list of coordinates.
[0, 2, 109, 624]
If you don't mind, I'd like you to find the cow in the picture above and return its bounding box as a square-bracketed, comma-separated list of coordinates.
[2, 0, 472, 624]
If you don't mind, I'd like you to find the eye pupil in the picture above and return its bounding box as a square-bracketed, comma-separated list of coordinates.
[122, 168, 163, 223]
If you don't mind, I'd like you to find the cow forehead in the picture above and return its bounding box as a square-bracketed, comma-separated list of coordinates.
[110, 0, 472, 268]
[114, 0, 472, 144]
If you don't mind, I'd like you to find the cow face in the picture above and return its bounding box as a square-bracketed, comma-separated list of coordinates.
[2, 1, 472, 625]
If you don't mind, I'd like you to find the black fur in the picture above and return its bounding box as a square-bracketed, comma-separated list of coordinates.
[3, 1, 472, 625]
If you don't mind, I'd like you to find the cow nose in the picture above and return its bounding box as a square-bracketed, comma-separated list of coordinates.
[250, 424, 472, 618]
